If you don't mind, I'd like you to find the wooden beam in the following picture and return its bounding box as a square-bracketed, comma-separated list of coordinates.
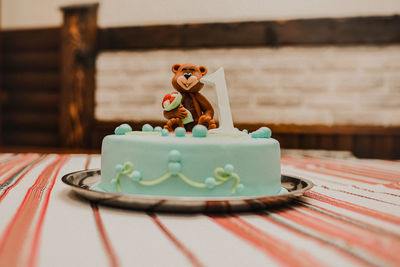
[98, 15, 400, 51]
[1, 28, 60, 52]
[59, 3, 99, 148]
[3, 131, 59, 147]
[3, 51, 59, 71]
[3, 91, 59, 111]
[237, 123, 400, 135]
[3, 111, 58, 131]
[2, 72, 59, 92]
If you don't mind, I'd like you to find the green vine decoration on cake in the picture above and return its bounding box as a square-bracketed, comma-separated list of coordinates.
[114, 161, 134, 192]
[113, 150, 244, 194]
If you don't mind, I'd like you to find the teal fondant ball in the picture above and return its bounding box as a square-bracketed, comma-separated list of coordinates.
[242, 129, 248, 134]
[236, 184, 245, 193]
[142, 124, 153, 132]
[115, 124, 132, 135]
[131, 170, 142, 181]
[192, 125, 207, 138]
[224, 164, 234, 175]
[251, 130, 262, 138]
[168, 150, 181, 162]
[161, 129, 169, 136]
[154, 126, 162, 132]
[168, 162, 181, 175]
[115, 164, 124, 173]
[259, 127, 272, 138]
[175, 127, 186, 137]
[205, 177, 216, 189]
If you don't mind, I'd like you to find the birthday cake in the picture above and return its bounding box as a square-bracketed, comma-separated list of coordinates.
[96, 64, 283, 197]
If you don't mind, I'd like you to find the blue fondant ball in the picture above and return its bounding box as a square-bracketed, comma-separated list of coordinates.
[115, 164, 124, 173]
[192, 125, 207, 138]
[115, 123, 132, 135]
[131, 170, 142, 181]
[154, 126, 162, 132]
[142, 124, 153, 132]
[168, 162, 181, 175]
[205, 177, 216, 189]
[175, 127, 186, 137]
[236, 184, 245, 193]
[224, 164, 234, 175]
[161, 129, 169, 136]
[168, 150, 181, 162]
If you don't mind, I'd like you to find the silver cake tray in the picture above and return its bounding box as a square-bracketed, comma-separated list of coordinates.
[62, 169, 313, 213]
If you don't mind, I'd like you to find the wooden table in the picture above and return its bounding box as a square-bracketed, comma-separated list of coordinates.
[0, 152, 399, 267]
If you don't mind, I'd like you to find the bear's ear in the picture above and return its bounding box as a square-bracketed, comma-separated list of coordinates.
[199, 66, 207, 76]
[172, 64, 181, 73]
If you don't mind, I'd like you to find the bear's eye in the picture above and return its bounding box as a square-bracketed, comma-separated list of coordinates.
[189, 68, 195, 71]
[182, 68, 188, 71]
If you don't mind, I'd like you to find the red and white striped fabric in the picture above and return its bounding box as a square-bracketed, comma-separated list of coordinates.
[0, 153, 399, 267]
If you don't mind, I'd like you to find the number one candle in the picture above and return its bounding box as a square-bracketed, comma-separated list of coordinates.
[201, 67, 236, 133]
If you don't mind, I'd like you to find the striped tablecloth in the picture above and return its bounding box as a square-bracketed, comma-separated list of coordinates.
[0, 153, 399, 267]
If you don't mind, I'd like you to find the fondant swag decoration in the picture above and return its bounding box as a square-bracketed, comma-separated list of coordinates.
[114, 150, 244, 194]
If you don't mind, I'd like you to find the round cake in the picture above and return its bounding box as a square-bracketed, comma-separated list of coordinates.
[95, 64, 284, 197]
[95, 126, 283, 197]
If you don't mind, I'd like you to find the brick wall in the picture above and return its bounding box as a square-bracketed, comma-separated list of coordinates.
[95, 46, 400, 126]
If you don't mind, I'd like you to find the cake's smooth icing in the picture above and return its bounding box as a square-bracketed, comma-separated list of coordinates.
[96, 127, 282, 197]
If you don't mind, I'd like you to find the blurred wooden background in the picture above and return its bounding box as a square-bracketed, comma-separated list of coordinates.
[1, 4, 399, 158]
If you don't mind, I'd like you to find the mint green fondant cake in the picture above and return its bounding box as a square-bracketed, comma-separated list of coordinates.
[96, 65, 285, 197]
[96, 128, 282, 197]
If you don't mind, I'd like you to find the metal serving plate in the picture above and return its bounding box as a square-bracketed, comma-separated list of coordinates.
[62, 169, 313, 213]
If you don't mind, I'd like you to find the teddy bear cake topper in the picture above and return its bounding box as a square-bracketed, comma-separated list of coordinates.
[163, 63, 217, 132]
[163, 63, 238, 134]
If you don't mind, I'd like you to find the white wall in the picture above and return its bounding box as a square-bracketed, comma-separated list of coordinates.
[2, 0, 400, 29]
[95, 46, 400, 126]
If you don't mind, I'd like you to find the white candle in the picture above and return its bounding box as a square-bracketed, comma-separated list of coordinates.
[201, 67, 237, 133]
